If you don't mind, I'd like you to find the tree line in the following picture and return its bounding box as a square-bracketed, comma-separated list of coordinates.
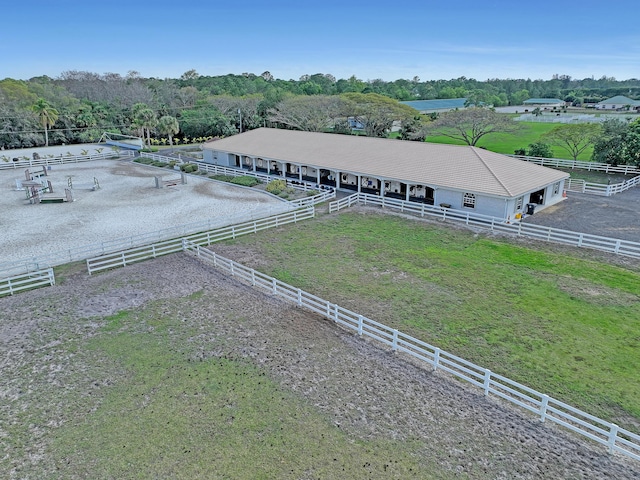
[1, 70, 639, 165]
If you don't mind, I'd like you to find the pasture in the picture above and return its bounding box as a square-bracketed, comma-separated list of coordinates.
[213, 210, 640, 428]
[426, 121, 595, 161]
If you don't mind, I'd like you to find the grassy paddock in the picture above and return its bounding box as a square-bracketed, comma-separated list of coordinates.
[426, 121, 594, 161]
[48, 297, 439, 479]
[219, 212, 640, 426]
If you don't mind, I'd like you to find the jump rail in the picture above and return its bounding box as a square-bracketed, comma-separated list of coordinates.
[183, 243, 639, 462]
[329, 193, 640, 259]
[0, 268, 55, 297]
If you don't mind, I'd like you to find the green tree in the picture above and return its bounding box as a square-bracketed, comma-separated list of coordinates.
[542, 123, 601, 161]
[31, 98, 59, 146]
[132, 103, 157, 148]
[156, 115, 180, 146]
[341, 92, 416, 138]
[592, 119, 640, 166]
[268, 95, 346, 132]
[426, 107, 520, 146]
[180, 107, 234, 138]
[526, 141, 553, 158]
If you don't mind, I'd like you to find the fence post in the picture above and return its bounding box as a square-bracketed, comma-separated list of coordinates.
[357, 315, 363, 336]
[297, 288, 302, 307]
[483, 369, 491, 396]
[608, 423, 619, 454]
[251, 269, 256, 286]
[392, 329, 398, 352]
[272, 278, 277, 294]
[121, 252, 127, 267]
[48, 268, 55, 286]
[213, 252, 217, 267]
[333, 304, 339, 322]
[8, 278, 14, 295]
[433, 348, 440, 371]
[539, 394, 549, 422]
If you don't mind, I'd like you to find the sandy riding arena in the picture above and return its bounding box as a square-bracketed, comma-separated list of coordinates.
[0, 159, 290, 264]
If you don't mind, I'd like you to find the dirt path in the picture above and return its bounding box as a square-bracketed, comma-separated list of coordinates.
[1, 254, 638, 479]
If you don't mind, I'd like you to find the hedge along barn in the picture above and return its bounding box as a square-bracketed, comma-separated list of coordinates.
[202, 128, 569, 220]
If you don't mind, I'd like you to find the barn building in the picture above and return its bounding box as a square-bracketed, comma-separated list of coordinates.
[202, 128, 568, 219]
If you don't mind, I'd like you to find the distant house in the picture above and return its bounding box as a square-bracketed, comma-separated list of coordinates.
[523, 98, 565, 108]
[595, 95, 640, 111]
[400, 98, 467, 113]
[202, 128, 568, 220]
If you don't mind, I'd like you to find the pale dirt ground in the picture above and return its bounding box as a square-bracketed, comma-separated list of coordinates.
[0, 159, 290, 264]
[1, 254, 638, 479]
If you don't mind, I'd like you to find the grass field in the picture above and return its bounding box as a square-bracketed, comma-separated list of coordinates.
[219, 212, 640, 426]
[425, 121, 595, 161]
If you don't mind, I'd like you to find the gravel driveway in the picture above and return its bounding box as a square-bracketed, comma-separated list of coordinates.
[523, 187, 640, 242]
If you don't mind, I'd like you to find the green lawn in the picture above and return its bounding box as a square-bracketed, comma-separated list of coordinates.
[425, 121, 595, 161]
[220, 212, 640, 426]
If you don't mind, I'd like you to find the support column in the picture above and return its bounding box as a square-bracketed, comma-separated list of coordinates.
[405, 185, 411, 202]
[357, 175, 361, 193]
[298, 165, 303, 182]
[380, 178, 385, 197]
[316, 170, 321, 186]
[251, 157, 256, 172]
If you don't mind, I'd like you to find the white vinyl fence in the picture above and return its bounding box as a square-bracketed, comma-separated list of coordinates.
[510, 155, 640, 175]
[138, 153, 336, 207]
[86, 207, 315, 274]
[0, 150, 133, 170]
[329, 193, 640, 259]
[182, 243, 640, 462]
[0, 268, 55, 297]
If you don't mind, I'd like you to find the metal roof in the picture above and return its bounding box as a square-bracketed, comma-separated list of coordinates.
[597, 95, 640, 105]
[401, 98, 467, 112]
[204, 128, 568, 198]
[523, 98, 564, 104]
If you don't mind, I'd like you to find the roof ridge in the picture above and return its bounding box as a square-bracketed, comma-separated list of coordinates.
[470, 147, 513, 196]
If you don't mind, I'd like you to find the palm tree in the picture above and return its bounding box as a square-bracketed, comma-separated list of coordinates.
[132, 103, 157, 149]
[32, 99, 59, 146]
[156, 115, 180, 146]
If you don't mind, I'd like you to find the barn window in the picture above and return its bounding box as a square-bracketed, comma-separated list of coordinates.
[553, 182, 560, 195]
[515, 196, 523, 211]
[463, 193, 476, 208]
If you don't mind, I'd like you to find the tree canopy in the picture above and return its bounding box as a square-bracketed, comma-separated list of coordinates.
[592, 119, 640, 166]
[542, 124, 602, 161]
[426, 107, 521, 146]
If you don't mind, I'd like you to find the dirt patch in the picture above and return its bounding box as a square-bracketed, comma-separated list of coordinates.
[1, 254, 638, 478]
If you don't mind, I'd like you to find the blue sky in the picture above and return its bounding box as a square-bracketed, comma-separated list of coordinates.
[2, 0, 638, 82]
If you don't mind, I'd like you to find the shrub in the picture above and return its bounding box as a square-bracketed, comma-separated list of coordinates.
[266, 179, 287, 195]
[230, 176, 260, 187]
[180, 163, 198, 173]
[211, 175, 234, 182]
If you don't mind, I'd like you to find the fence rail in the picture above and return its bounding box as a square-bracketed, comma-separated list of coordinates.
[86, 208, 315, 274]
[510, 155, 640, 175]
[329, 193, 640, 259]
[0, 151, 133, 170]
[0, 268, 55, 296]
[183, 243, 639, 462]
[139, 153, 336, 207]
